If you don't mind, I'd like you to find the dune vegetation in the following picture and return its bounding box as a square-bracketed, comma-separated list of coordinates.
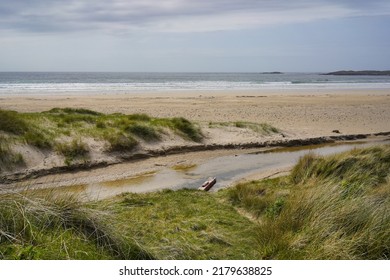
[1, 144, 388, 260]
[0, 108, 285, 174]
[0, 108, 203, 167]
[208, 121, 279, 135]
[225, 145, 390, 259]
[0, 108, 203, 147]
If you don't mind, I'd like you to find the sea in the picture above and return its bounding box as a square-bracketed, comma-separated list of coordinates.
[1, 72, 390, 95]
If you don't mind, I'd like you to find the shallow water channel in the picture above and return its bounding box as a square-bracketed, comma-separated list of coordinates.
[40, 138, 389, 201]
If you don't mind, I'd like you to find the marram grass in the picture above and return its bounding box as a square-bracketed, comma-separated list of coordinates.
[0, 144, 388, 259]
[0, 108, 204, 166]
[0, 192, 153, 260]
[225, 145, 390, 259]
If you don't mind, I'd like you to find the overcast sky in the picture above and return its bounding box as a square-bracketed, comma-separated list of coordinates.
[1, 0, 389, 72]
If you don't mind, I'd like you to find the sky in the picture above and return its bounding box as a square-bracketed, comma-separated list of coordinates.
[0, 0, 390, 72]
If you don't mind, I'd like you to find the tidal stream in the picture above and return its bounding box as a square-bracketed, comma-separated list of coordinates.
[33, 138, 389, 201]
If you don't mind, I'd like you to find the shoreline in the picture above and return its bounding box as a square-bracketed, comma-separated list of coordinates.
[2, 87, 390, 98]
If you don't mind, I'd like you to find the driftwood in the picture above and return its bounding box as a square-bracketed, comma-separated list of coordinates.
[198, 177, 217, 191]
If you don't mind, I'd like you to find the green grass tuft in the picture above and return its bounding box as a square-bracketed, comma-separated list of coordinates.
[0, 138, 24, 172]
[225, 145, 390, 259]
[56, 139, 89, 165]
[169, 117, 203, 142]
[47, 108, 102, 116]
[209, 121, 279, 134]
[95, 120, 106, 129]
[104, 189, 260, 259]
[24, 131, 53, 149]
[151, 117, 203, 142]
[235, 121, 279, 134]
[0, 193, 153, 260]
[0, 109, 29, 135]
[290, 147, 390, 188]
[127, 114, 151, 122]
[125, 123, 161, 142]
[105, 133, 139, 152]
[225, 177, 290, 218]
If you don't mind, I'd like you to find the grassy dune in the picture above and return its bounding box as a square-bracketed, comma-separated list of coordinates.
[0, 108, 283, 171]
[0, 192, 153, 260]
[0, 108, 203, 147]
[0, 190, 258, 260]
[226, 145, 390, 259]
[0, 108, 203, 167]
[0, 143, 388, 259]
[209, 121, 279, 134]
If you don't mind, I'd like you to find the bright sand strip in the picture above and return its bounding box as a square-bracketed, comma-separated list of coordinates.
[1, 89, 389, 138]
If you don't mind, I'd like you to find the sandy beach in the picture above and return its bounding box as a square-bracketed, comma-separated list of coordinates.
[1, 89, 390, 137]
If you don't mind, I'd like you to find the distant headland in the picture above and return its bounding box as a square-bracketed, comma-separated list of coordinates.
[324, 70, 390, 76]
[261, 71, 283, 74]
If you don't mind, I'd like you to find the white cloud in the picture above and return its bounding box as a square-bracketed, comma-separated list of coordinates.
[147, 4, 354, 33]
[1, 0, 390, 34]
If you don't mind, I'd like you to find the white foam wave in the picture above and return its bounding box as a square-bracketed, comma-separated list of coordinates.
[1, 81, 390, 95]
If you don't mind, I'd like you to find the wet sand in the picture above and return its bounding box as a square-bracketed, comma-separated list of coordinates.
[6, 137, 389, 201]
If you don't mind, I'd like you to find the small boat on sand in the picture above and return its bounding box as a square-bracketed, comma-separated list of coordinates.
[198, 177, 217, 191]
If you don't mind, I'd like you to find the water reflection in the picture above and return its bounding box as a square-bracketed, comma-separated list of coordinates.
[37, 140, 390, 201]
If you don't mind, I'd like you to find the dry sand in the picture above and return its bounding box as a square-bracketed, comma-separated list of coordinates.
[2, 89, 390, 137]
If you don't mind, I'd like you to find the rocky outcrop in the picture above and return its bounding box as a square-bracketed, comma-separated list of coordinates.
[261, 72, 283, 74]
[324, 70, 390, 76]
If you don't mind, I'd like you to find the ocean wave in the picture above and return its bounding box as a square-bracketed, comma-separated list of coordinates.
[1, 81, 390, 94]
